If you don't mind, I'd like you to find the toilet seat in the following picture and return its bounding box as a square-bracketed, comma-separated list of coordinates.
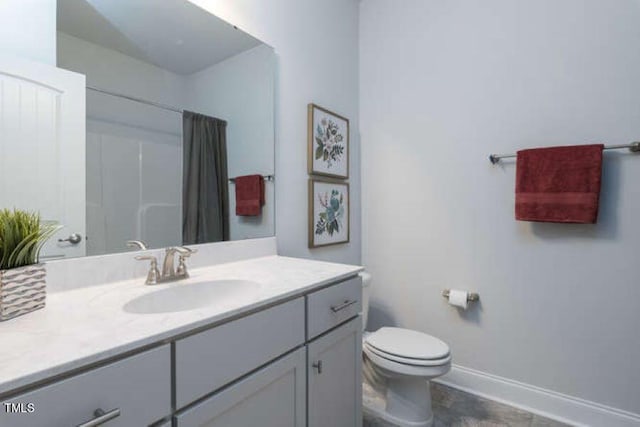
[363, 344, 451, 378]
[365, 327, 450, 361]
[364, 342, 451, 367]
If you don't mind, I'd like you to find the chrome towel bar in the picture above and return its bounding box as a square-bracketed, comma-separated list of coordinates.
[489, 141, 640, 164]
[228, 174, 274, 183]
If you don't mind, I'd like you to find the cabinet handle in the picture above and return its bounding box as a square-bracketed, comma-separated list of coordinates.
[330, 299, 357, 313]
[76, 408, 121, 427]
[312, 360, 323, 374]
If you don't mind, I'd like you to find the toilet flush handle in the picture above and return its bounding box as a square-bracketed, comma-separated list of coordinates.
[312, 360, 323, 374]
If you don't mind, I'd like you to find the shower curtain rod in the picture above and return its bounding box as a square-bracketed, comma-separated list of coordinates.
[87, 85, 184, 114]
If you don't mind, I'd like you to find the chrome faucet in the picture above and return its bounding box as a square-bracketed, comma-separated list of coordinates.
[135, 246, 197, 285]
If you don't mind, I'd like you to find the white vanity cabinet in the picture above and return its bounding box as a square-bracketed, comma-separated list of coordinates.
[0, 345, 171, 427]
[0, 274, 363, 427]
[175, 348, 307, 427]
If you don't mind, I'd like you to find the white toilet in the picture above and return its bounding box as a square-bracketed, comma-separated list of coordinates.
[360, 272, 451, 427]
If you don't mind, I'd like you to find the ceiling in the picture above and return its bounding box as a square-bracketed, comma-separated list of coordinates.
[57, 0, 263, 75]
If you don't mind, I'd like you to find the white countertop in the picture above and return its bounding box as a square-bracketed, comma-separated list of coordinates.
[0, 255, 362, 395]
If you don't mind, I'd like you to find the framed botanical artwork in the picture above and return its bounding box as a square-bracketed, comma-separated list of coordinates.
[308, 178, 349, 248]
[308, 103, 349, 179]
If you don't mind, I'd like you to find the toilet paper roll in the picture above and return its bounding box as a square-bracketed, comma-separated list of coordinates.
[448, 290, 468, 310]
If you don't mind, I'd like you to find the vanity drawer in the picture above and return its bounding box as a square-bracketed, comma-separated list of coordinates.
[0, 345, 171, 427]
[307, 276, 362, 340]
[175, 297, 305, 408]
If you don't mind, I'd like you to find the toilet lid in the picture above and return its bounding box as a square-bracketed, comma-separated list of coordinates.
[365, 327, 450, 360]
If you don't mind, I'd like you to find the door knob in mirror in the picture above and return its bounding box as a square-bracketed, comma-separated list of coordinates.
[58, 233, 82, 245]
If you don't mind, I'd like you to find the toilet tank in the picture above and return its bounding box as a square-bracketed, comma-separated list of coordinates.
[359, 271, 372, 332]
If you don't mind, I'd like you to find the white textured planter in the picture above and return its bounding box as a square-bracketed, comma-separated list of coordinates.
[0, 264, 46, 321]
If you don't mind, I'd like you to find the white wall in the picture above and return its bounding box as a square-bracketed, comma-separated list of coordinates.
[185, 44, 275, 240]
[189, 0, 361, 265]
[360, 0, 640, 418]
[0, 0, 56, 65]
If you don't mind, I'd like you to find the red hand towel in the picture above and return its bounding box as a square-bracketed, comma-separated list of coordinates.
[235, 175, 265, 216]
[515, 144, 604, 223]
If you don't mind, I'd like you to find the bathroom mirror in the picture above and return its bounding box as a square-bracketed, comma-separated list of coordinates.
[37, 0, 274, 258]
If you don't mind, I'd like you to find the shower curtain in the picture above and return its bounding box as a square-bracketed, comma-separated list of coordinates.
[182, 111, 229, 244]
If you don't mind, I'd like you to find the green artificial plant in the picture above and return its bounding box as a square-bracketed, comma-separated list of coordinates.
[0, 209, 59, 270]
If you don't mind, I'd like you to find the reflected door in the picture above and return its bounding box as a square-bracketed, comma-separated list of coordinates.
[0, 58, 86, 259]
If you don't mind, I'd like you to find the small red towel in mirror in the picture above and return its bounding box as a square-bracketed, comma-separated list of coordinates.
[235, 174, 265, 216]
[515, 144, 604, 223]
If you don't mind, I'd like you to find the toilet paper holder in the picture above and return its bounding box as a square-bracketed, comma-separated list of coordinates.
[442, 289, 479, 302]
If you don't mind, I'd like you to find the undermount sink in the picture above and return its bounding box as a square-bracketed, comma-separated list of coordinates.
[123, 279, 262, 314]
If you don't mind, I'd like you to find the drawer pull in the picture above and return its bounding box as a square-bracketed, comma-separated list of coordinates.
[76, 408, 121, 427]
[330, 299, 357, 313]
[312, 360, 323, 374]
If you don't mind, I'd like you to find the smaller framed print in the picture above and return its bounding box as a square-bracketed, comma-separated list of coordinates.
[308, 103, 349, 179]
[309, 178, 350, 248]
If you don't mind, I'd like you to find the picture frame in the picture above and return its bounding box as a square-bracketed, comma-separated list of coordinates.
[308, 103, 349, 179]
[308, 178, 350, 248]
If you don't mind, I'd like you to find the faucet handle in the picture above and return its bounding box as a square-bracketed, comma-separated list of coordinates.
[135, 255, 160, 285]
[175, 247, 196, 278]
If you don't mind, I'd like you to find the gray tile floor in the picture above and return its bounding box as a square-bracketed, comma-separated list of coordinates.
[363, 382, 571, 427]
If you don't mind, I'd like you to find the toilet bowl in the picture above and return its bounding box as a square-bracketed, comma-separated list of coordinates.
[360, 272, 451, 427]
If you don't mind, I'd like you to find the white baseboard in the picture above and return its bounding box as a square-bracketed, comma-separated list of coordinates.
[434, 364, 640, 427]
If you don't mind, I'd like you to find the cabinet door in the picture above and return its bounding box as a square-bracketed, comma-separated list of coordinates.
[175, 348, 306, 427]
[308, 317, 362, 427]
